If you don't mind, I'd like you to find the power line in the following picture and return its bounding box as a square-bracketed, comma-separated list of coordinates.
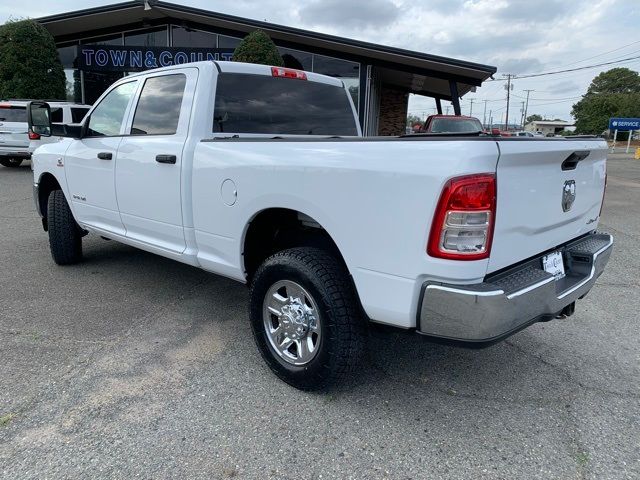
[560, 40, 640, 68]
[486, 55, 640, 81]
[511, 93, 583, 101]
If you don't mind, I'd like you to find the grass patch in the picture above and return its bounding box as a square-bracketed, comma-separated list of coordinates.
[0, 413, 15, 427]
[576, 451, 590, 467]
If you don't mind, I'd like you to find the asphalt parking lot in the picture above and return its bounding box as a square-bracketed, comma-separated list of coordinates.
[0, 154, 638, 479]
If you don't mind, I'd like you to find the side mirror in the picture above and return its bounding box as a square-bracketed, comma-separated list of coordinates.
[27, 101, 52, 137]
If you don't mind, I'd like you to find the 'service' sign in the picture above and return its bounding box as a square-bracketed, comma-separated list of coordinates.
[609, 118, 640, 131]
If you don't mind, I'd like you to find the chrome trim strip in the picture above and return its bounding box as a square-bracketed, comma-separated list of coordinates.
[425, 284, 504, 297]
[506, 277, 555, 300]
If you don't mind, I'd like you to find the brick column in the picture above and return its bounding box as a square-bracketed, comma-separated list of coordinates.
[377, 84, 409, 136]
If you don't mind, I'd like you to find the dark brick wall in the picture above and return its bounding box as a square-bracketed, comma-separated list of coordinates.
[378, 84, 409, 136]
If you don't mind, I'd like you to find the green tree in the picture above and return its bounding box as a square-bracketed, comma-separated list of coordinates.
[585, 67, 640, 95]
[0, 19, 66, 100]
[232, 30, 284, 67]
[572, 68, 640, 135]
[407, 114, 422, 126]
[525, 114, 542, 123]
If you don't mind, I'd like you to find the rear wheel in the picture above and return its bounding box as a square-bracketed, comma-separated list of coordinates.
[47, 190, 83, 265]
[0, 158, 23, 168]
[249, 247, 364, 390]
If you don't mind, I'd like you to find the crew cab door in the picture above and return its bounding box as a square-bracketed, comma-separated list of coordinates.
[115, 69, 196, 253]
[65, 81, 138, 235]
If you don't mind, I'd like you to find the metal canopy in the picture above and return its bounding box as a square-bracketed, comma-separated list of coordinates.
[38, 0, 496, 100]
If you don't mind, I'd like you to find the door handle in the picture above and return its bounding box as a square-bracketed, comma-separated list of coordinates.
[97, 152, 112, 160]
[561, 150, 590, 171]
[156, 154, 177, 164]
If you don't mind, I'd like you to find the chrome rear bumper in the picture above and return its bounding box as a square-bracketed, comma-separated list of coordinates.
[417, 232, 613, 344]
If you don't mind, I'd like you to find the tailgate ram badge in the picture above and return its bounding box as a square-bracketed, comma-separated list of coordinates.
[562, 180, 576, 212]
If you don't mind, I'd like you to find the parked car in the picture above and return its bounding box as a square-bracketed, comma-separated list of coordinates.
[421, 114, 483, 133]
[0, 101, 30, 167]
[0, 101, 91, 168]
[29, 61, 613, 390]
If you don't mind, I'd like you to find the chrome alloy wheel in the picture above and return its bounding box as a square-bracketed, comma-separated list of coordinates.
[263, 280, 321, 366]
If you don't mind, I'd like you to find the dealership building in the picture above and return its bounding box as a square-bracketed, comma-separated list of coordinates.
[38, 0, 496, 135]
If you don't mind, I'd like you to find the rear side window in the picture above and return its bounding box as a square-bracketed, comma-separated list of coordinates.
[0, 106, 26, 123]
[71, 107, 90, 123]
[50, 108, 63, 123]
[131, 74, 186, 135]
[213, 73, 358, 135]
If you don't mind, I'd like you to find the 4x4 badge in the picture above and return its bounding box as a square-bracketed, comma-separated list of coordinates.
[562, 180, 576, 212]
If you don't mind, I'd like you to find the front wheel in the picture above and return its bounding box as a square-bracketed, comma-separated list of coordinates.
[249, 247, 364, 390]
[47, 189, 83, 265]
[0, 158, 23, 168]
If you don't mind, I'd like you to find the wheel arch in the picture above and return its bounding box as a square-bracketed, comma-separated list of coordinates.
[37, 172, 64, 231]
[241, 207, 352, 283]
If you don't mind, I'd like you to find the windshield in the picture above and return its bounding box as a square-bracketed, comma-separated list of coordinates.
[430, 118, 482, 133]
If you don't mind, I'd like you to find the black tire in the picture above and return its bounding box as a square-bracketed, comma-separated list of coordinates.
[47, 189, 83, 265]
[249, 247, 364, 390]
[0, 158, 23, 168]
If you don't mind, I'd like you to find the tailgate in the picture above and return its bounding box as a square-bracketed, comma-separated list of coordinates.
[488, 139, 607, 273]
[0, 105, 28, 148]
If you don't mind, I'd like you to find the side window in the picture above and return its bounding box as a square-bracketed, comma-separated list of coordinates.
[50, 108, 63, 123]
[71, 107, 90, 123]
[86, 82, 137, 137]
[131, 74, 186, 135]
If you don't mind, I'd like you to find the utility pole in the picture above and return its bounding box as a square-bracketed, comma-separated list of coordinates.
[445, 105, 450, 115]
[469, 98, 475, 117]
[488, 109, 492, 129]
[522, 89, 534, 129]
[503, 74, 514, 131]
[482, 100, 488, 127]
[519, 101, 525, 129]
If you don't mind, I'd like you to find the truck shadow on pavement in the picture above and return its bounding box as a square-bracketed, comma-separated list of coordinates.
[76, 235, 583, 408]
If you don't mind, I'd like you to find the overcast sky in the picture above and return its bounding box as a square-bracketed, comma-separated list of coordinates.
[2, 0, 639, 124]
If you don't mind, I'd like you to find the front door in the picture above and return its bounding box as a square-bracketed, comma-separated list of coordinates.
[115, 70, 196, 253]
[65, 81, 138, 235]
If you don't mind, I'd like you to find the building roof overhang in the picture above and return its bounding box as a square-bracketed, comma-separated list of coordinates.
[38, 0, 497, 100]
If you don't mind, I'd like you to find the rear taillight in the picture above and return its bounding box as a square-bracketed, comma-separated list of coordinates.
[271, 66, 307, 80]
[28, 130, 40, 140]
[427, 174, 496, 260]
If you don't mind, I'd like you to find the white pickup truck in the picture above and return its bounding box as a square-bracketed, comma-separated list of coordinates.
[29, 61, 613, 390]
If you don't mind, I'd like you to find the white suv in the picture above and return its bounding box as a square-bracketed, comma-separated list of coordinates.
[0, 101, 90, 168]
[0, 101, 30, 167]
